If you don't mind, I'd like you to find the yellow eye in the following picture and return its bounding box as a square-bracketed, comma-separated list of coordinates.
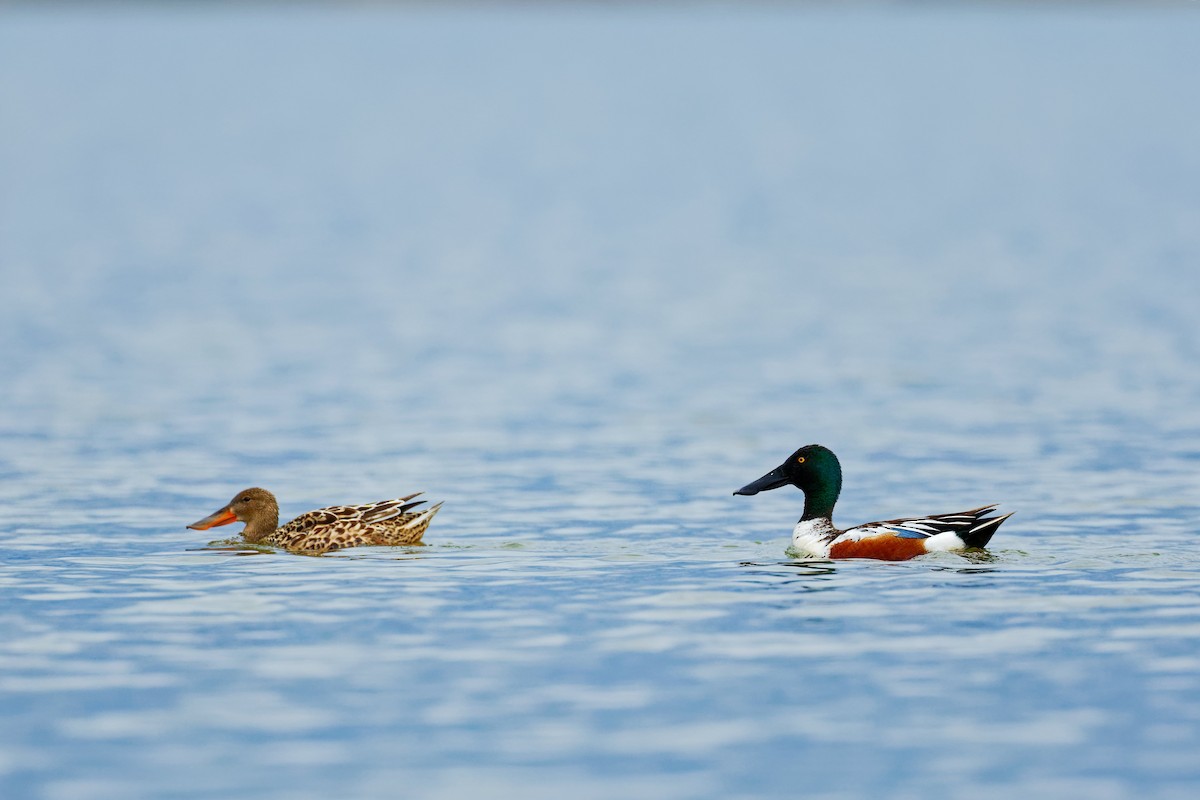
[796, 456, 806, 464]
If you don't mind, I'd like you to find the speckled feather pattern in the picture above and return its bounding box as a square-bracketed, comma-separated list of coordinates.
[189, 488, 443, 555]
[268, 497, 442, 554]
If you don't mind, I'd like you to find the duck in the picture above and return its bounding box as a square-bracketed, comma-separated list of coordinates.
[734, 444, 1011, 561]
[187, 487, 442, 554]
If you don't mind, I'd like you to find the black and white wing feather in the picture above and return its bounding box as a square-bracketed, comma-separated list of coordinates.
[847, 504, 1012, 549]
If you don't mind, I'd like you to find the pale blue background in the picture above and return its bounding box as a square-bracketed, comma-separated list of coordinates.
[2, 4, 1199, 799]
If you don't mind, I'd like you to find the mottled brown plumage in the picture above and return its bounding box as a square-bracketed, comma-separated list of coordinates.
[188, 487, 441, 554]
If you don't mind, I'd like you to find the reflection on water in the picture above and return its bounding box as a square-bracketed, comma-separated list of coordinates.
[3, 3, 1200, 800]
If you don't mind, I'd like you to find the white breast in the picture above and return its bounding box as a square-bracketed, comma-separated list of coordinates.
[790, 518, 836, 558]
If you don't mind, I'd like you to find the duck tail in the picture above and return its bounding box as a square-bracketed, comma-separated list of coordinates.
[400, 502, 443, 531]
[960, 510, 1013, 549]
[361, 493, 424, 524]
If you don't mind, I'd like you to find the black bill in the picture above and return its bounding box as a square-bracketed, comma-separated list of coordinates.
[734, 465, 790, 496]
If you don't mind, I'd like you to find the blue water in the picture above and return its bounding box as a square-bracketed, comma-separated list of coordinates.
[2, 4, 1199, 799]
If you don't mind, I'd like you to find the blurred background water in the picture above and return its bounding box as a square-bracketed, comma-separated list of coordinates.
[2, 2, 1199, 799]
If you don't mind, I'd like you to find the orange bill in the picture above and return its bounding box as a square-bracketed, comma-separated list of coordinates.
[187, 506, 238, 530]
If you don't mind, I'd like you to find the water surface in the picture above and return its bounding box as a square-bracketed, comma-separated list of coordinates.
[2, 4, 1199, 799]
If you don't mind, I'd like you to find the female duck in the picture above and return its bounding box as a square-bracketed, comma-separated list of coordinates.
[735, 444, 1011, 561]
[188, 487, 442, 554]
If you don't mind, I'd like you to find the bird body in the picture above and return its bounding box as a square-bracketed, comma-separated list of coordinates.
[188, 488, 441, 554]
[736, 445, 1010, 561]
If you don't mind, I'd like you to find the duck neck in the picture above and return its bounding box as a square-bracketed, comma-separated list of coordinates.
[800, 473, 841, 522]
[241, 512, 279, 543]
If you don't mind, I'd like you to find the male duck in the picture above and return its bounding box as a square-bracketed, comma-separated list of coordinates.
[734, 444, 1011, 561]
[188, 488, 442, 554]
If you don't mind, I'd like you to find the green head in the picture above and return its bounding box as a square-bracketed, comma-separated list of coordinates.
[734, 444, 843, 521]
